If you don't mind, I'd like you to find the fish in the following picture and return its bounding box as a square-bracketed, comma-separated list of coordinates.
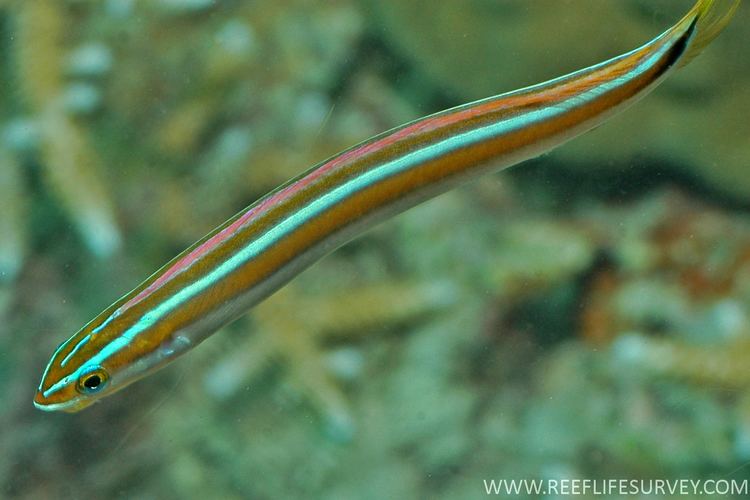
[34, 0, 739, 412]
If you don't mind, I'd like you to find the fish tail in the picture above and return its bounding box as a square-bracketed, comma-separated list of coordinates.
[675, 0, 739, 68]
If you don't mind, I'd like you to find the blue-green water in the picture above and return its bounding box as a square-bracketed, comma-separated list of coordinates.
[1, 1, 749, 498]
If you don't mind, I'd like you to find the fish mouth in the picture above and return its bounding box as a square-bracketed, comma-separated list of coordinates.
[33, 391, 93, 413]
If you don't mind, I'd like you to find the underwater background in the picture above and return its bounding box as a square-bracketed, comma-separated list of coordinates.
[1, 0, 749, 498]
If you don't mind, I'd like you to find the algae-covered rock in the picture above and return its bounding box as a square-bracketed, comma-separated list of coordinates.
[366, 0, 750, 198]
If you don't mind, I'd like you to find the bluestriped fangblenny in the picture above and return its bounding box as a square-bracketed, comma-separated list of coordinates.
[35, 0, 739, 412]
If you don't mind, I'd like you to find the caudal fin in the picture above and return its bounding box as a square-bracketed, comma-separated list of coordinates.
[677, 0, 740, 67]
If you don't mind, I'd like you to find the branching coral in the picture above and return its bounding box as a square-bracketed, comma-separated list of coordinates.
[2, 0, 121, 280]
[202, 279, 458, 440]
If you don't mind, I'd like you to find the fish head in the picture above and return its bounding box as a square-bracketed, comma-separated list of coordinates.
[33, 318, 120, 413]
[34, 302, 193, 412]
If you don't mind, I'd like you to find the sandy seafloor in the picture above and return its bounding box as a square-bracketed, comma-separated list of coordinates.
[1, 1, 750, 498]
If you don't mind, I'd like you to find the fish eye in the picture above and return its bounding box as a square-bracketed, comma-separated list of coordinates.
[76, 366, 109, 394]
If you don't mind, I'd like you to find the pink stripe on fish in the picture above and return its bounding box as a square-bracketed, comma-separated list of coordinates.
[115, 91, 545, 316]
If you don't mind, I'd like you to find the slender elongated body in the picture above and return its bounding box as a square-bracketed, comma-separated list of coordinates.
[35, 0, 739, 412]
